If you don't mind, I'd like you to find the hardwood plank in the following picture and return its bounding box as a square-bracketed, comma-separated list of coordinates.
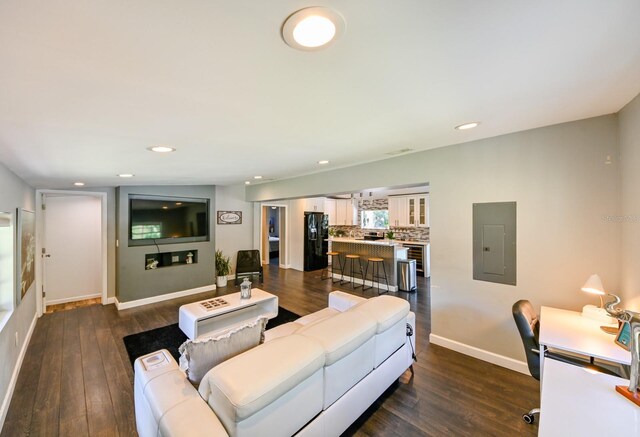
[29, 310, 64, 437]
[90, 305, 136, 436]
[77, 306, 119, 437]
[59, 308, 88, 432]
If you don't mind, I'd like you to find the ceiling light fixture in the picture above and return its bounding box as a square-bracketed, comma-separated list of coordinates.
[148, 146, 176, 153]
[282, 7, 346, 51]
[254, 176, 263, 179]
[73, 182, 85, 186]
[245, 181, 251, 185]
[318, 160, 329, 165]
[455, 122, 480, 130]
[118, 173, 134, 178]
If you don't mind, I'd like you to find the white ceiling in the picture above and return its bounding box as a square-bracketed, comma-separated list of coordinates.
[1, 1, 639, 189]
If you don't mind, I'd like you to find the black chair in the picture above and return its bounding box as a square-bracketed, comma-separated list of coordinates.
[235, 250, 264, 286]
[512, 300, 618, 424]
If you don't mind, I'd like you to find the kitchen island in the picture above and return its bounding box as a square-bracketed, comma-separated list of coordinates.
[328, 238, 409, 291]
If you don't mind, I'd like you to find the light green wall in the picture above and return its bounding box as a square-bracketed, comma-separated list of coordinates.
[620, 93, 640, 311]
[247, 115, 621, 362]
[0, 162, 35, 428]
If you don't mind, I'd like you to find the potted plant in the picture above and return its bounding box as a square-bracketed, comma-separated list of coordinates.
[215, 249, 231, 287]
[385, 230, 395, 240]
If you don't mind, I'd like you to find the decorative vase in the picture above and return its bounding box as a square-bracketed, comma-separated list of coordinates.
[240, 277, 252, 299]
[216, 275, 228, 287]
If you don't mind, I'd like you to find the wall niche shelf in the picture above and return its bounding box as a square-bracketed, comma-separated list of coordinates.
[145, 250, 198, 270]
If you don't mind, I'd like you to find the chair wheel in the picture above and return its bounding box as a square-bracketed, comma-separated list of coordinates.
[522, 413, 535, 424]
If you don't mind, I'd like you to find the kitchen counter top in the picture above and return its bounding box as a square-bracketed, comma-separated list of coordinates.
[395, 240, 429, 245]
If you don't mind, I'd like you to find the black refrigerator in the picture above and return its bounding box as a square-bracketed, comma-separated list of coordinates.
[304, 212, 329, 271]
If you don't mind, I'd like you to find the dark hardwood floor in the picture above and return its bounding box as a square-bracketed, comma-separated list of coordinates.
[2, 265, 539, 436]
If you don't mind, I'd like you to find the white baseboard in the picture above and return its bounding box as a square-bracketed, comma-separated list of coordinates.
[104, 297, 116, 305]
[115, 284, 217, 310]
[0, 313, 38, 430]
[46, 293, 102, 306]
[429, 334, 529, 375]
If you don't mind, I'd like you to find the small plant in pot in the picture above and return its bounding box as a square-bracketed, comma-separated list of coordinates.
[215, 249, 231, 287]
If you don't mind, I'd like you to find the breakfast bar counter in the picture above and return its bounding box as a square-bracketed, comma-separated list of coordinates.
[328, 238, 408, 291]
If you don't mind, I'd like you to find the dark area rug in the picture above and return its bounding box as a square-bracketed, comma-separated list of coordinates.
[122, 306, 300, 367]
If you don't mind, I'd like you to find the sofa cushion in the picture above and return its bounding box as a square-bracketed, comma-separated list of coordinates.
[264, 308, 340, 343]
[297, 310, 376, 365]
[179, 316, 267, 386]
[198, 334, 325, 422]
[296, 307, 340, 326]
[349, 295, 410, 333]
[263, 321, 303, 342]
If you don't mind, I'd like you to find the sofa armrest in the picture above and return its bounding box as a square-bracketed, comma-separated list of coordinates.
[134, 350, 229, 437]
[328, 291, 366, 312]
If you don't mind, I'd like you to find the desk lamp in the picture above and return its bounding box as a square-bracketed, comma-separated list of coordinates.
[581, 274, 617, 331]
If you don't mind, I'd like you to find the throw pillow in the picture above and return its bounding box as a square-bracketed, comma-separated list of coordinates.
[179, 315, 268, 386]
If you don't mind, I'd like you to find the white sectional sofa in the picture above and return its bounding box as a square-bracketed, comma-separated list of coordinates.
[134, 291, 416, 437]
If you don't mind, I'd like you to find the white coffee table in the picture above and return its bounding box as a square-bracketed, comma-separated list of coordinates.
[179, 288, 278, 340]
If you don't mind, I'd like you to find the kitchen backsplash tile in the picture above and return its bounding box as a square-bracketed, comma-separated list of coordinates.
[329, 224, 429, 242]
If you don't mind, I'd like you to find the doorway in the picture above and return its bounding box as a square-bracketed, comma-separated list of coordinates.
[36, 190, 107, 315]
[260, 204, 287, 268]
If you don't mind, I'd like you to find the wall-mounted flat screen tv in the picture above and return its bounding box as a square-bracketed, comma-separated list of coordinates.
[128, 195, 209, 246]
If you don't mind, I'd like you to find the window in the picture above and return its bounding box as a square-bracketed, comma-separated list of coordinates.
[361, 210, 389, 229]
[131, 224, 162, 240]
[0, 211, 14, 331]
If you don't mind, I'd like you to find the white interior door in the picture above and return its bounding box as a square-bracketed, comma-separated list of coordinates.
[43, 195, 102, 306]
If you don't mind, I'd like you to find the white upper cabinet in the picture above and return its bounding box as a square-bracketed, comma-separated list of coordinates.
[388, 194, 428, 227]
[388, 196, 408, 227]
[334, 199, 357, 225]
[304, 197, 325, 212]
[324, 199, 336, 225]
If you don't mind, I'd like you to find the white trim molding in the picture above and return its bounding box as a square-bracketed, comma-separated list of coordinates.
[114, 284, 216, 310]
[0, 314, 38, 430]
[429, 333, 530, 375]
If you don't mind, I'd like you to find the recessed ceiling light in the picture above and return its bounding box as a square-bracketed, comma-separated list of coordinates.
[318, 160, 330, 165]
[282, 7, 346, 51]
[175, 202, 182, 206]
[73, 182, 85, 186]
[148, 146, 176, 153]
[254, 176, 263, 179]
[118, 173, 134, 178]
[162, 206, 168, 209]
[245, 181, 251, 185]
[455, 122, 480, 130]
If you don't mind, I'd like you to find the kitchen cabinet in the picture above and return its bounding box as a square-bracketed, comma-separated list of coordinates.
[389, 194, 428, 227]
[334, 199, 357, 225]
[388, 196, 409, 227]
[324, 199, 336, 225]
[304, 197, 325, 213]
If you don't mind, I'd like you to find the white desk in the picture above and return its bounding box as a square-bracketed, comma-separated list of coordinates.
[539, 359, 640, 436]
[539, 306, 631, 377]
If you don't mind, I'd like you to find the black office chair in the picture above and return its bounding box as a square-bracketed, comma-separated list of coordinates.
[512, 300, 618, 424]
[235, 250, 264, 286]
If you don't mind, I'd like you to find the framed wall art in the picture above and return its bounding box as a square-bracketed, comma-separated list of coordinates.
[217, 211, 242, 225]
[16, 208, 36, 304]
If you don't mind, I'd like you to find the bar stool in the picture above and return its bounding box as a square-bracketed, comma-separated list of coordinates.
[363, 257, 390, 295]
[344, 254, 364, 289]
[321, 251, 344, 283]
